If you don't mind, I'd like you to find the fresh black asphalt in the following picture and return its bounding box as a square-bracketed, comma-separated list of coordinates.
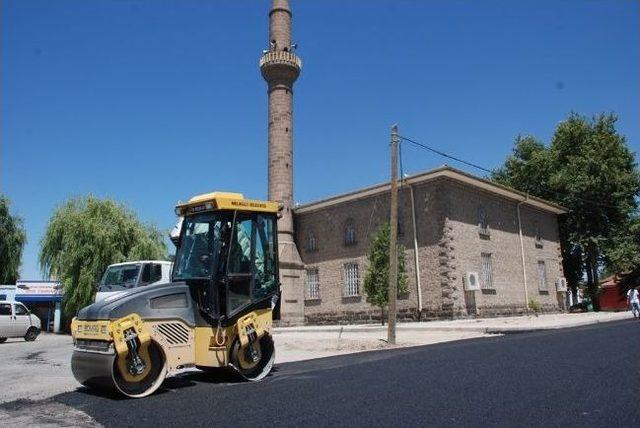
[54, 320, 639, 427]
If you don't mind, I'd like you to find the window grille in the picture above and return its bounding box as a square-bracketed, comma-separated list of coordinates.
[534, 222, 543, 247]
[343, 263, 360, 297]
[537, 261, 547, 290]
[344, 224, 357, 246]
[305, 268, 320, 299]
[478, 207, 490, 236]
[481, 253, 493, 289]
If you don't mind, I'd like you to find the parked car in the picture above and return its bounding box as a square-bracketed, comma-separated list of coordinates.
[0, 300, 41, 342]
[94, 260, 173, 302]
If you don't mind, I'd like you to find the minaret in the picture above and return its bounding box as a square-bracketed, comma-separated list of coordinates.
[260, 0, 304, 325]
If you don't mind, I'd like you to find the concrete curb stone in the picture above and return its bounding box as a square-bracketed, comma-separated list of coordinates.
[273, 312, 632, 335]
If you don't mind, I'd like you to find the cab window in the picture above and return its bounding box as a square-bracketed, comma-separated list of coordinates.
[141, 264, 152, 284]
[0, 303, 11, 316]
[152, 264, 163, 283]
[14, 304, 28, 316]
[141, 263, 163, 285]
[227, 216, 254, 313]
[254, 214, 277, 298]
[226, 213, 278, 315]
[228, 217, 253, 275]
[173, 212, 232, 281]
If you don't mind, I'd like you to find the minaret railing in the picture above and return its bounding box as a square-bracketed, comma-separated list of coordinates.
[260, 51, 302, 69]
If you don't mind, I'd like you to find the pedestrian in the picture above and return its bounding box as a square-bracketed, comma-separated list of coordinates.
[628, 286, 640, 319]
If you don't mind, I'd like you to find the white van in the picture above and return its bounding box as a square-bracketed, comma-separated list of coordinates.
[0, 300, 41, 343]
[94, 261, 173, 302]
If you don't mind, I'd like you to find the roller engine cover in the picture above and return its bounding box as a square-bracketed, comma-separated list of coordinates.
[77, 282, 206, 327]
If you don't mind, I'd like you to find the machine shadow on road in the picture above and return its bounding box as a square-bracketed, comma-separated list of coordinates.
[72, 377, 201, 401]
[68, 366, 282, 402]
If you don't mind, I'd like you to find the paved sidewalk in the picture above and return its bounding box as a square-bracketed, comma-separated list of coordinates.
[274, 311, 634, 334]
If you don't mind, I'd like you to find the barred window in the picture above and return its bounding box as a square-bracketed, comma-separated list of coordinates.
[478, 207, 490, 236]
[537, 260, 547, 290]
[305, 232, 317, 252]
[305, 268, 320, 300]
[343, 263, 360, 297]
[344, 223, 357, 246]
[481, 252, 493, 289]
[534, 222, 543, 247]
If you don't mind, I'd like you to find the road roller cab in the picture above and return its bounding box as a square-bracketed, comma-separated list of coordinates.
[71, 192, 281, 398]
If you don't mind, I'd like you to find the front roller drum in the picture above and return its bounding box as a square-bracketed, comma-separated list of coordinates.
[71, 341, 167, 398]
[229, 333, 275, 381]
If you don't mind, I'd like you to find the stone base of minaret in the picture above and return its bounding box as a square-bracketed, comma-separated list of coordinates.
[277, 240, 305, 326]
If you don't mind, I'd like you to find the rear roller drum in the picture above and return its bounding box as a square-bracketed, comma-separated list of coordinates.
[230, 334, 275, 381]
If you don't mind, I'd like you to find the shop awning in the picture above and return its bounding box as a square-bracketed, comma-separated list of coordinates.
[15, 294, 63, 303]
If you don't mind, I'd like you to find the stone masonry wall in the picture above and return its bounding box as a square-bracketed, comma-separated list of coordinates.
[445, 181, 564, 316]
[294, 176, 566, 324]
[295, 186, 435, 324]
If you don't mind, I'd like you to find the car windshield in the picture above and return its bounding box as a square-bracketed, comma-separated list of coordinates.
[173, 212, 233, 281]
[98, 264, 141, 291]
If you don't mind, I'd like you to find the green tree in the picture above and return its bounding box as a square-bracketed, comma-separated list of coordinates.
[40, 196, 167, 315]
[492, 135, 554, 200]
[602, 215, 640, 274]
[363, 223, 408, 325]
[493, 113, 640, 307]
[0, 195, 27, 284]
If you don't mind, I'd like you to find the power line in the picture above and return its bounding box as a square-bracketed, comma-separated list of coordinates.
[398, 135, 493, 174]
[396, 133, 624, 210]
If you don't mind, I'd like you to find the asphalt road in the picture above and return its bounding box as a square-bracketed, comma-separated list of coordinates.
[53, 320, 639, 427]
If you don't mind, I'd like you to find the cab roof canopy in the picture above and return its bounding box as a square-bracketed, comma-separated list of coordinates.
[175, 192, 278, 216]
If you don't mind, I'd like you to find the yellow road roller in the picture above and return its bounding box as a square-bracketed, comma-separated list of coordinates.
[71, 192, 281, 398]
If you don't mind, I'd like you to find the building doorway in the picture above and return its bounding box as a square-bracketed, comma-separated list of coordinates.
[464, 290, 477, 316]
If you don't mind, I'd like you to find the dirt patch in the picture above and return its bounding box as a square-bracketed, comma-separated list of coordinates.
[281, 338, 397, 353]
[21, 351, 63, 367]
[0, 399, 99, 427]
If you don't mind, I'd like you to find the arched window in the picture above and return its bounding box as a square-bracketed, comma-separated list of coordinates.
[305, 232, 317, 252]
[344, 222, 357, 246]
[534, 221, 543, 247]
[397, 219, 404, 238]
[478, 207, 490, 237]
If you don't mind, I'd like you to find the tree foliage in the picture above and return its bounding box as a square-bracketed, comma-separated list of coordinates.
[0, 195, 27, 284]
[493, 113, 640, 305]
[363, 223, 408, 324]
[40, 196, 167, 315]
[492, 135, 554, 200]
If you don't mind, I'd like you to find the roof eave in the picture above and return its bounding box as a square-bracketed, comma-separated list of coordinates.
[294, 166, 567, 215]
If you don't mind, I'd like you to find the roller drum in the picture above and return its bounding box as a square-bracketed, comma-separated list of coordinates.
[71, 342, 167, 398]
[71, 350, 118, 392]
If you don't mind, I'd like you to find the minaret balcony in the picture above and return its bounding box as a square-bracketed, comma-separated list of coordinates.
[260, 51, 302, 69]
[260, 51, 302, 83]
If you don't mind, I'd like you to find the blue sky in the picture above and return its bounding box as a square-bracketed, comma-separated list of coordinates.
[2, 0, 638, 280]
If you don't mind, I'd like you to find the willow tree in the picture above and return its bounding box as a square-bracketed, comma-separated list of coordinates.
[40, 196, 167, 315]
[363, 223, 408, 325]
[0, 195, 27, 284]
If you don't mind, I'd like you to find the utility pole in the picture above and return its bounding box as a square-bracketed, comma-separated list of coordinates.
[388, 124, 399, 345]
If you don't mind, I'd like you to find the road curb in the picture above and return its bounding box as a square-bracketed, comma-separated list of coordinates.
[273, 314, 632, 335]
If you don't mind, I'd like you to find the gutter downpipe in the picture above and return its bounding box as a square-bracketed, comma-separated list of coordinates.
[409, 184, 423, 318]
[517, 196, 529, 314]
